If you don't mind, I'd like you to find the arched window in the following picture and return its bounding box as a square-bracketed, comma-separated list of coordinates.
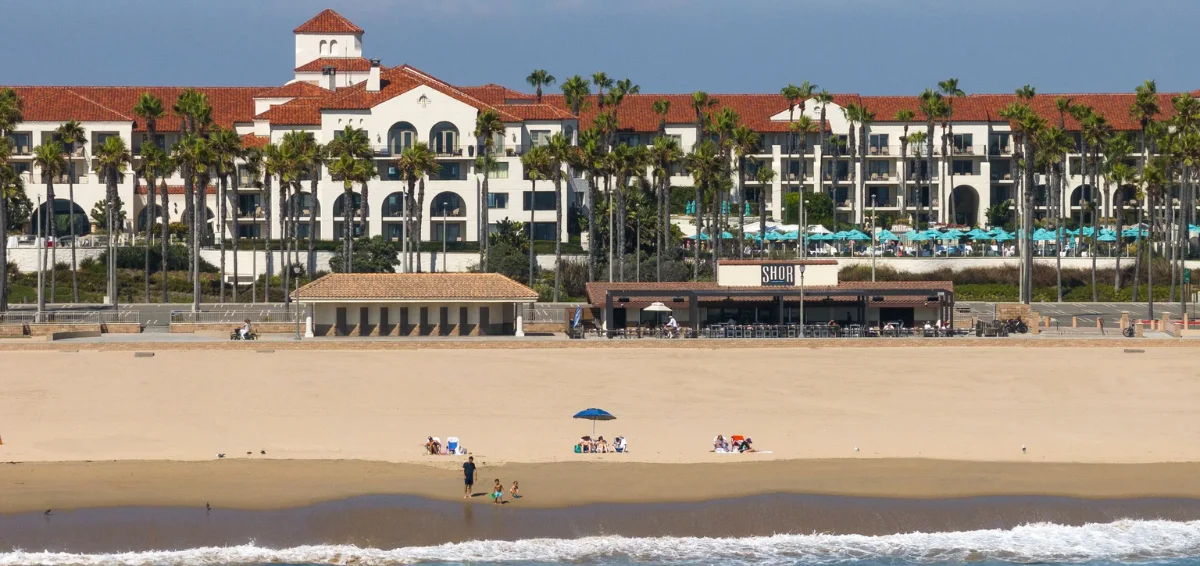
[333, 192, 362, 218]
[319, 40, 328, 55]
[285, 192, 320, 218]
[429, 121, 460, 156]
[430, 191, 466, 217]
[329, 39, 338, 55]
[387, 122, 418, 155]
[382, 191, 413, 217]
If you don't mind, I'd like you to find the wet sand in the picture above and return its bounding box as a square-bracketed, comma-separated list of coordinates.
[5, 459, 1200, 514]
[4, 492, 1200, 553]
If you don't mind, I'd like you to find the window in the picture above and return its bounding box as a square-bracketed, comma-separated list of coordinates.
[12, 162, 30, 175]
[869, 134, 889, 152]
[522, 191, 555, 211]
[433, 221, 464, 242]
[617, 133, 641, 147]
[438, 162, 461, 180]
[867, 161, 889, 178]
[531, 130, 551, 147]
[952, 133, 974, 153]
[237, 193, 261, 217]
[96, 133, 119, 146]
[824, 161, 849, 180]
[988, 133, 1010, 155]
[381, 163, 401, 181]
[526, 221, 557, 241]
[8, 133, 31, 154]
[488, 193, 509, 209]
[785, 159, 807, 180]
[992, 160, 1013, 180]
[952, 160, 973, 175]
[486, 162, 509, 179]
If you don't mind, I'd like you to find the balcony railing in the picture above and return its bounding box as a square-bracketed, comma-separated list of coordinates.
[866, 172, 893, 182]
[988, 145, 1014, 156]
[38, 174, 87, 184]
[951, 145, 986, 156]
[866, 145, 893, 156]
[431, 144, 464, 157]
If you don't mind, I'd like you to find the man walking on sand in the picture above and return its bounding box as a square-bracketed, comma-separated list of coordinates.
[462, 456, 477, 498]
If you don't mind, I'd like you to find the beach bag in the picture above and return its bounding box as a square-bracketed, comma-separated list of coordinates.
[574, 444, 582, 453]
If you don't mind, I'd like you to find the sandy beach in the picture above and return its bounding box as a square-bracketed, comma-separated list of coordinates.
[2, 346, 1200, 512]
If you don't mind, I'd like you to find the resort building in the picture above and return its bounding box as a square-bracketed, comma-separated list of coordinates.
[3, 8, 1194, 256]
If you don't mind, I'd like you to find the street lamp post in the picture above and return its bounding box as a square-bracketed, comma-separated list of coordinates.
[441, 203, 449, 272]
[292, 265, 302, 340]
[871, 195, 877, 282]
[798, 263, 806, 336]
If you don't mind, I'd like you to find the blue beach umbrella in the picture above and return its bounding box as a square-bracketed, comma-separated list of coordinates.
[877, 229, 900, 242]
[995, 232, 1015, 242]
[846, 230, 871, 241]
[765, 231, 783, 242]
[573, 408, 616, 437]
[780, 231, 799, 241]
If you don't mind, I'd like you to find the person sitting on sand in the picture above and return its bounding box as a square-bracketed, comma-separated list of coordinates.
[426, 436, 442, 455]
[510, 481, 520, 499]
[596, 436, 609, 453]
[492, 479, 504, 504]
[738, 437, 756, 453]
[580, 435, 593, 452]
[713, 434, 728, 452]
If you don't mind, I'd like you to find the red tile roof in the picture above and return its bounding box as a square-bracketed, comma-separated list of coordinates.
[6, 86, 263, 131]
[459, 84, 534, 105]
[293, 273, 538, 301]
[256, 81, 330, 98]
[309, 64, 521, 121]
[254, 99, 322, 125]
[495, 103, 575, 121]
[240, 134, 269, 149]
[295, 57, 371, 73]
[293, 9, 363, 35]
[544, 93, 833, 133]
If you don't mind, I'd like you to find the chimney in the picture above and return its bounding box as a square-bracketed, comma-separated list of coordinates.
[367, 59, 381, 92]
[322, 66, 337, 92]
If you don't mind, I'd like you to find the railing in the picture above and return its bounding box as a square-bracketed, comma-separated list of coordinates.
[866, 172, 893, 182]
[38, 174, 87, 184]
[522, 304, 577, 324]
[170, 310, 298, 324]
[988, 145, 1014, 156]
[951, 145, 987, 156]
[0, 310, 140, 324]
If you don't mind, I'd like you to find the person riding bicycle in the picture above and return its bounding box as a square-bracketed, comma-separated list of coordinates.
[238, 319, 252, 340]
[664, 315, 680, 338]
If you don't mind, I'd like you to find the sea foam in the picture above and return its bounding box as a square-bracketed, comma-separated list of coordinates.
[4, 519, 1200, 565]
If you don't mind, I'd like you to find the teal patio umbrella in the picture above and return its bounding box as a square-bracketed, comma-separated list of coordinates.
[877, 229, 899, 242]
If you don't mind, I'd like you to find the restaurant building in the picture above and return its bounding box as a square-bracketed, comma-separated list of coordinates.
[293, 273, 537, 336]
[585, 260, 954, 334]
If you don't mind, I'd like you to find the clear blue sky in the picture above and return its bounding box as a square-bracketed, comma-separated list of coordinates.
[4, 0, 1197, 95]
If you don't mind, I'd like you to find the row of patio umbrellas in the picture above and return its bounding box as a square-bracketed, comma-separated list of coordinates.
[689, 224, 1197, 243]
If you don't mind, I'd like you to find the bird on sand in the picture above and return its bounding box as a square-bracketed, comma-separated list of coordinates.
[1022, 445, 1027, 454]
[260, 450, 266, 455]
[44, 509, 51, 516]
[217, 453, 225, 459]
[206, 502, 211, 512]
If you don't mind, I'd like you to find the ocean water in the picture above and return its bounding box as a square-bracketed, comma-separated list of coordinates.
[4, 519, 1200, 566]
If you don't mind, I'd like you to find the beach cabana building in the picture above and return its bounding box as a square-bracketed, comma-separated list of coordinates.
[293, 273, 538, 336]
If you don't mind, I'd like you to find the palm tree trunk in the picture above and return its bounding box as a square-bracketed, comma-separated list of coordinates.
[1055, 165, 1063, 302]
[0, 156, 6, 312]
[159, 179, 169, 302]
[528, 178, 537, 285]
[342, 187, 352, 273]
[279, 181, 290, 301]
[219, 174, 227, 303]
[42, 179, 54, 309]
[143, 175, 152, 303]
[360, 180, 370, 238]
[693, 180, 701, 280]
[553, 169, 563, 302]
[68, 163, 79, 303]
[416, 178, 426, 272]
[191, 176, 202, 312]
[307, 173, 319, 277]
[108, 175, 119, 310]
[264, 174, 273, 295]
[480, 170, 489, 272]
[1149, 192, 1156, 318]
[184, 171, 194, 284]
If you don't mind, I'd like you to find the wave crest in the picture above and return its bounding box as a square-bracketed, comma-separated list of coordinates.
[5, 519, 1200, 565]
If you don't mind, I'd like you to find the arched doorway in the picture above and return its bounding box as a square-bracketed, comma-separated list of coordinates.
[28, 199, 89, 237]
[950, 186, 979, 226]
[1070, 185, 1102, 225]
[332, 192, 363, 239]
[430, 191, 467, 244]
[387, 122, 418, 155]
[429, 121, 460, 156]
[136, 203, 165, 232]
[381, 191, 413, 242]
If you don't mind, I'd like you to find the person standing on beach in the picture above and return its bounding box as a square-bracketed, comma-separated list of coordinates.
[462, 456, 477, 498]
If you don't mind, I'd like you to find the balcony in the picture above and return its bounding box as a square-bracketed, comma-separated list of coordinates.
[866, 172, 893, 182]
[432, 143, 465, 157]
[782, 172, 811, 183]
[823, 172, 851, 182]
[952, 145, 986, 156]
[7, 136, 32, 156]
[990, 172, 1015, 182]
[370, 145, 394, 158]
[38, 174, 87, 185]
[866, 145, 893, 157]
[988, 145, 1014, 156]
[237, 206, 265, 220]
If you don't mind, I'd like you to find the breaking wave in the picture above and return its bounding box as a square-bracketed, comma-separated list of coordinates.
[5, 519, 1200, 565]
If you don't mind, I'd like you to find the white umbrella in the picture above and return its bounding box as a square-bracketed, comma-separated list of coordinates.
[644, 301, 672, 331]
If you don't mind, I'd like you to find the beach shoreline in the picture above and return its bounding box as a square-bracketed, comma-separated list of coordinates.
[5, 459, 1200, 514]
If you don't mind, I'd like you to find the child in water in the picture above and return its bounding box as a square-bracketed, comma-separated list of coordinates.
[492, 479, 504, 504]
[510, 481, 520, 499]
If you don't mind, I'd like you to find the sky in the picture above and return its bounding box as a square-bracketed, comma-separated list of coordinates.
[3, 0, 1198, 96]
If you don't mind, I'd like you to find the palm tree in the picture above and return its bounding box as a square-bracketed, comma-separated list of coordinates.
[474, 109, 504, 271]
[526, 70, 557, 103]
[561, 75, 591, 118]
[731, 125, 758, 257]
[1037, 126, 1071, 301]
[32, 142, 65, 313]
[917, 89, 944, 230]
[907, 131, 928, 234]
[54, 120, 87, 303]
[572, 128, 605, 282]
[791, 115, 819, 254]
[939, 79, 966, 222]
[261, 142, 285, 285]
[240, 148, 263, 296]
[396, 143, 434, 272]
[780, 84, 802, 154]
[327, 154, 358, 272]
[1081, 112, 1111, 301]
[521, 145, 553, 285]
[652, 99, 671, 138]
[712, 107, 739, 271]
[813, 90, 834, 202]
[755, 164, 776, 253]
[1129, 81, 1160, 301]
[210, 128, 241, 302]
[0, 88, 24, 312]
[136, 143, 169, 302]
[648, 135, 682, 280]
[894, 109, 916, 223]
[545, 133, 571, 300]
[174, 134, 216, 310]
[1143, 157, 1168, 312]
[94, 136, 131, 310]
[686, 140, 720, 280]
[592, 72, 613, 111]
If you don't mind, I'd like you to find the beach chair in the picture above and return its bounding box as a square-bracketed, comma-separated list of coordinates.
[614, 436, 628, 453]
[446, 437, 459, 454]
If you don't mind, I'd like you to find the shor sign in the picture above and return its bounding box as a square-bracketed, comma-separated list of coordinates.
[761, 264, 796, 285]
